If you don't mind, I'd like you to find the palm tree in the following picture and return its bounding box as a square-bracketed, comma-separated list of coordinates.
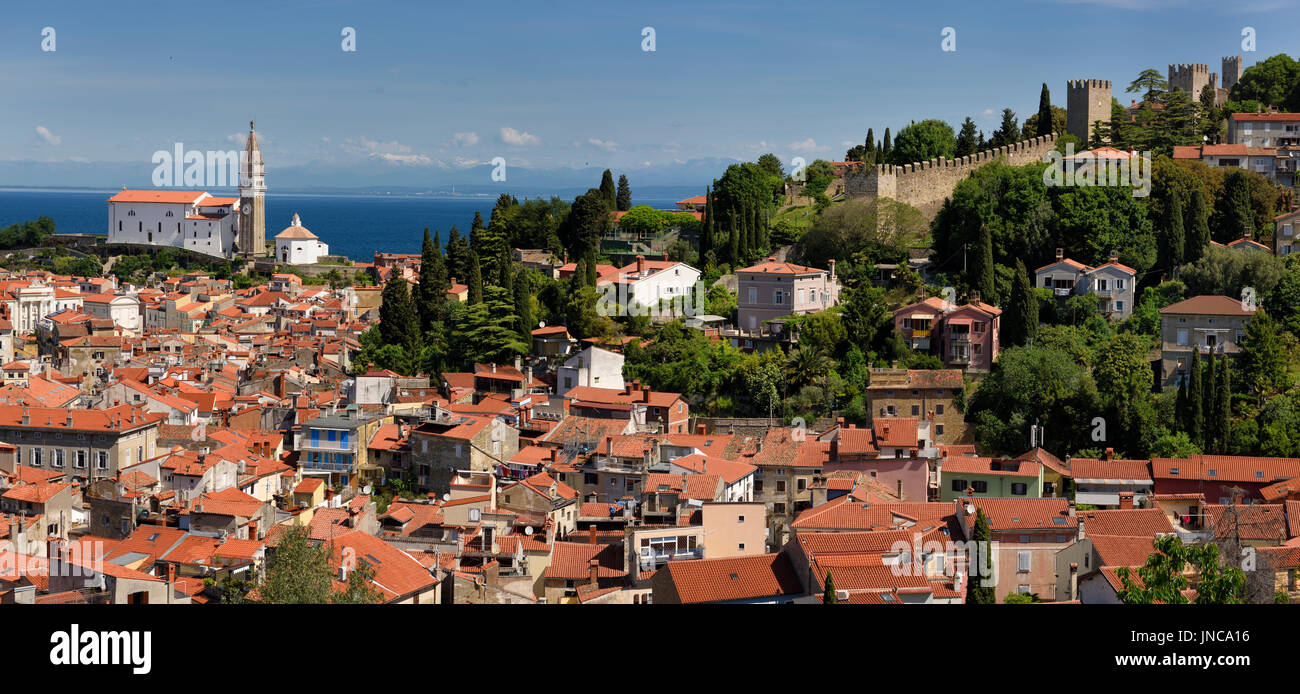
[786, 343, 831, 389]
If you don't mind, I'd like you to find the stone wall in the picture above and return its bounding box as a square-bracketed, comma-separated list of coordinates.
[843, 133, 1060, 218]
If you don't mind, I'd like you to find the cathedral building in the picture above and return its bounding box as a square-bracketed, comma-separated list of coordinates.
[106, 121, 267, 259]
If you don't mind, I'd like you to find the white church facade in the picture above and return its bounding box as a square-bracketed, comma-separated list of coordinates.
[275, 214, 329, 265]
[106, 121, 268, 259]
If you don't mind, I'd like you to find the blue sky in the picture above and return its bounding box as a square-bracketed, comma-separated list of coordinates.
[1, 0, 1295, 189]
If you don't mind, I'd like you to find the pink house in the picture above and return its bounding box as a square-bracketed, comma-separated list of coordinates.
[893, 293, 1002, 372]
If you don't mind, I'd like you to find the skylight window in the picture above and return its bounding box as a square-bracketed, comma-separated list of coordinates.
[1169, 467, 1180, 475]
[729, 573, 739, 580]
[1208, 469, 1217, 477]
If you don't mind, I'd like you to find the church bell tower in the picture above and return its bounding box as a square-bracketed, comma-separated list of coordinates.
[238, 120, 267, 257]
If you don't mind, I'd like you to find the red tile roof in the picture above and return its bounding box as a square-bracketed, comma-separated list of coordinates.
[658, 553, 802, 604]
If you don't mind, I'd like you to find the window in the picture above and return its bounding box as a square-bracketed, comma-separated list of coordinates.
[1176, 329, 1189, 346]
[738, 543, 746, 551]
[1011, 483, 1027, 495]
[911, 405, 920, 416]
[935, 404, 944, 415]
[1018, 551, 1031, 572]
[971, 480, 988, 493]
[754, 480, 763, 492]
[327, 430, 337, 442]
[1115, 301, 1124, 311]
[1115, 279, 1125, 290]
[796, 478, 806, 492]
[584, 473, 597, 485]
[52, 450, 65, 468]
[737, 515, 745, 523]
[773, 503, 786, 514]
[137, 446, 143, 462]
[31, 449, 42, 467]
[311, 430, 319, 446]
[97, 451, 108, 470]
[776, 480, 786, 493]
[951, 479, 968, 492]
[748, 288, 757, 303]
[1095, 279, 1108, 291]
[1018, 584, 1031, 594]
[935, 424, 944, 436]
[75, 451, 87, 469]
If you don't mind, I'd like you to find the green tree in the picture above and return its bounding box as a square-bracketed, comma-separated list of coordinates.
[1004, 259, 1037, 347]
[379, 273, 422, 368]
[1127, 68, 1168, 104]
[823, 571, 837, 604]
[988, 108, 1020, 148]
[466, 250, 483, 305]
[333, 559, 384, 604]
[1034, 82, 1055, 137]
[967, 509, 996, 604]
[417, 228, 448, 333]
[1187, 349, 1204, 447]
[616, 174, 632, 211]
[955, 117, 980, 157]
[1238, 309, 1287, 402]
[1217, 170, 1255, 242]
[259, 525, 333, 604]
[1159, 188, 1185, 272]
[888, 119, 957, 165]
[1116, 534, 1245, 604]
[970, 223, 996, 303]
[599, 169, 617, 210]
[1186, 186, 1211, 263]
[757, 153, 785, 178]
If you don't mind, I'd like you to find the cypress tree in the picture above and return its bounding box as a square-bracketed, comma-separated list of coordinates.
[864, 128, 875, 163]
[968, 509, 996, 604]
[1006, 259, 1037, 346]
[1203, 352, 1218, 451]
[1188, 349, 1204, 448]
[616, 174, 631, 212]
[417, 228, 448, 333]
[378, 273, 422, 372]
[1186, 187, 1211, 262]
[599, 169, 617, 210]
[467, 250, 483, 305]
[1215, 360, 1231, 454]
[445, 224, 469, 282]
[1175, 377, 1189, 431]
[515, 271, 533, 339]
[1164, 191, 1185, 271]
[882, 128, 891, 159]
[823, 572, 837, 604]
[728, 212, 740, 268]
[1036, 83, 1054, 137]
[972, 223, 995, 303]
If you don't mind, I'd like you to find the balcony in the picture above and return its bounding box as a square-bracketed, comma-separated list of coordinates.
[638, 547, 703, 571]
[1053, 288, 1072, 297]
[1197, 344, 1226, 354]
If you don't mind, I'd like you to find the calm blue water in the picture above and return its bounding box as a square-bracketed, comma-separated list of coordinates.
[0, 189, 683, 261]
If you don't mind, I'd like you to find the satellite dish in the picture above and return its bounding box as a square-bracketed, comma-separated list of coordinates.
[442, 493, 451, 501]
[525, 526, 534, 536]
[538, 320, 546, 328]
[965, 504, 975, 515]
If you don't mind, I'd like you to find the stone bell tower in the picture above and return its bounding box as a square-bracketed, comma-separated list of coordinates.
[238, 121, 267, 257]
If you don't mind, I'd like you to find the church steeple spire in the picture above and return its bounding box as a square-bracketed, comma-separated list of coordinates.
[238, 119, 267, 258]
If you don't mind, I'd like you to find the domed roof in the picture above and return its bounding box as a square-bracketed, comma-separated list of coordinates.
[275, 213, 317, 240]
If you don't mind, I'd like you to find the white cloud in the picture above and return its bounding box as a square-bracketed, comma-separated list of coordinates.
[451, 132, 479, 147]
[226, 133, 245, 145]
[500, 126, 541, 147]
[35, 126, 61, 146]
[342, 136, 433, 165]
[982, 108, 995, 117]
[587, 138, 618, 152]
[786, 138, 828, 153]
[451, 156, 484, 168]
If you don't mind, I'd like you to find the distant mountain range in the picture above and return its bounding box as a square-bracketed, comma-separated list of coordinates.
[0, 156, 745, 198]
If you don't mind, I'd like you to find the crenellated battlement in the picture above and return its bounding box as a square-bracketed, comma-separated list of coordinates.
[1067, 79, 1111, 90]
[845, 133, 1060, 219]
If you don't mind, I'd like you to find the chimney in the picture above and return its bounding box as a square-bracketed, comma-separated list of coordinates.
[1245, 229, 1252, 241]
[836, 416, 845, 427]
[589, 525, 597, 545]
[66, 412, 73, 427]
[166, 562, 177, 585]
[828, 259, 836, 282]
[641, 385, 650, 402]
[695, 424, 706, 435]
[606, 437, 613, 456]
[1055, 248, 1064, 261]
[1109, 249, 1119, 264]
[636, 255, 646, 275]
[490, 363, 496, 373]
[1118, 492, 1134, 510]
[588, 558, 600, 586]
[21, 409, 29, 426]
[1076, 516, 1086, 541]
[1069, 562, 1079, 601]
[1104, 447, 1114, 461]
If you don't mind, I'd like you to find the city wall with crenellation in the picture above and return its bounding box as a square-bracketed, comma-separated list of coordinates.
[843, 132, 1059, 218]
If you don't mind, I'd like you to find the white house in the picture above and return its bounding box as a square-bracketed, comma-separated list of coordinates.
[275, 214, 330, 265]
[597, 256, 702, 317]
[556, 345, 625, 395]
[107, 189, 240, 258]
[81, 294, 142, 332]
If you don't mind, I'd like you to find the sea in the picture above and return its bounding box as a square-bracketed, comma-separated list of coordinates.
[0, 188, 690, 262]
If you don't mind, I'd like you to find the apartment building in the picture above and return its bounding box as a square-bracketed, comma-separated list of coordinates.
[0, 405, 163, 484]
[1158, 295, 1256, 390]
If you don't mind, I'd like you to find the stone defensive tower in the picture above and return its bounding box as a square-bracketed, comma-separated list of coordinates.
[238, 120, 267, 257]
[1168, 63, 1216, 97]
[1067, 79, 1111, 143]
[1222, 55, 1243, 93]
